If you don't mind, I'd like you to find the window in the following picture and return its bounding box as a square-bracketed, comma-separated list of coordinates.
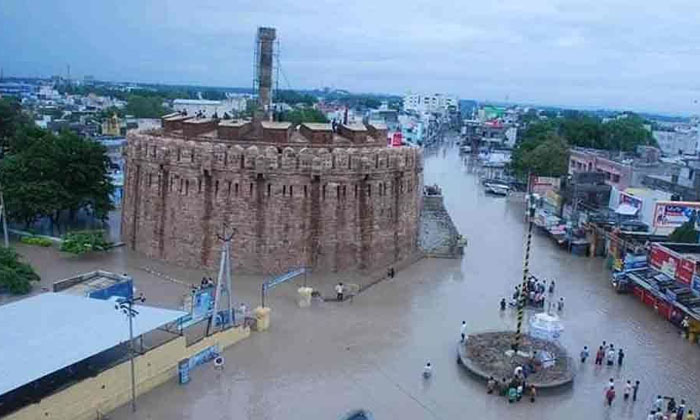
[267, 183, 271, 196]
[215, 180, 219, 196]
[304, 185, 308, 198]
[185, 179, 189, 195]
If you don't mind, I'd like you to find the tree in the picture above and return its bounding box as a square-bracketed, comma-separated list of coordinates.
[0, 97, 30, 156]
[511, 133, 569, 177]
[279, 108, 328, 126]
[0, 247, 40, 294]
[202, 89, 226, 101]
[668, 220, 699, 243]
[0, 129, 114, 228]
[125, 95, 171, 118]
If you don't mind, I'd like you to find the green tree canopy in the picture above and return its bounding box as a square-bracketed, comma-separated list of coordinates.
[0, 128, 114, 227]
[512, 112, 655, 177]
[125, 95, 171, 118]
[0, 247, 40, 294]
[668, 220, 699, 243]
[511, 132, 570, 177]
[279, 108, 328, 126]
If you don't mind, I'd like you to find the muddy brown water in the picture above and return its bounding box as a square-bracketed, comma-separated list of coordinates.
[11, 135, 700, 419]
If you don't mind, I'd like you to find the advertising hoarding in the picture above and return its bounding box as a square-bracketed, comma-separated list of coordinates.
[653, 201, 700, 228]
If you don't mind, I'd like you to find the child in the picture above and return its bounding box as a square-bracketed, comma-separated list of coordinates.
[529, 384, 537, 403]
[580, 346, 589, 363]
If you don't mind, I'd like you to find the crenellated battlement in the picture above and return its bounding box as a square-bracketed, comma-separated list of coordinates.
[127, 131, 422, 177]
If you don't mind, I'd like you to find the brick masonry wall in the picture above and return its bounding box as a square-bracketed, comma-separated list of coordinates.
[121, 132, 424, 273]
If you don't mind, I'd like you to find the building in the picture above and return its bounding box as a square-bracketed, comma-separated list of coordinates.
[0, 292, 186, 418]
[653, 127, 699, 156]
[121, 116, 423, 273]
[569, 147, 675, 191]
[403, 92, 457, 115]
[172, 98, 247, 118]
[643, 158, 700, 201]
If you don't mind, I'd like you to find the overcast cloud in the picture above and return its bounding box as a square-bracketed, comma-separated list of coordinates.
[2, 0, 700, 114]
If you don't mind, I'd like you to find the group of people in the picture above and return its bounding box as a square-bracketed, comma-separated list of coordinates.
[645, 396, 695, 419]
[603, 377, 639, 406]
[485, 365, 537, 403]
[503, 278, 564, 312]
[580, 341, 625, 367]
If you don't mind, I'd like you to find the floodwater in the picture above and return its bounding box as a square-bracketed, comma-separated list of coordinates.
[14, 136, 700, 419]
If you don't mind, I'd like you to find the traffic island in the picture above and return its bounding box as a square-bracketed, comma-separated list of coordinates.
[457, 331, 574, 389]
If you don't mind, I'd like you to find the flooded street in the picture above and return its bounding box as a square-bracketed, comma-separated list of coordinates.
[18, 138, 700, 419]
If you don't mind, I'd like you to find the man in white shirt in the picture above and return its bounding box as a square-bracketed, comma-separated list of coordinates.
[335, 282, 344, 301]
[460, 321, 467, 342]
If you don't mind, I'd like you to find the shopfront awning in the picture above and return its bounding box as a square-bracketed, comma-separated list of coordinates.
[615, 203, 638, 216]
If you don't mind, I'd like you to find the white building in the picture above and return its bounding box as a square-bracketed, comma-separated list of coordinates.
[403, 92, 457, 115]
[653, 127, 699, 156]
[173, 97, 248, 118]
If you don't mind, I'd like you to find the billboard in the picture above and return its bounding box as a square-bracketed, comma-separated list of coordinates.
[653, 201, 700, 228]
[619, 192, 643, 211]
[530, 175, 561, 195]
[649, 244, 695, 285]
[649, 244, 679, 279]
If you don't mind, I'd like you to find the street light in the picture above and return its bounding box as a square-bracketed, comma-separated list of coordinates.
[115, 293, 145, 413]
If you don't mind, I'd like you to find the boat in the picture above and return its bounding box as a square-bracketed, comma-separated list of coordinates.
[484, 183, 510, 196]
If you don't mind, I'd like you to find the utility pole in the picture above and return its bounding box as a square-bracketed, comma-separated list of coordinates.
[115, 293, 146, 413]
[513, 175, 536, 353]
[0, 185, 8, 248]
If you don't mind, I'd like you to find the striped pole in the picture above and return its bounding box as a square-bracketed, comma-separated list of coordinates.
[513, 202, 536, 352]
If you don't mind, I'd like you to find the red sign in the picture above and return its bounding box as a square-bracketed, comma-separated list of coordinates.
[390, 132, 403, 147]
[649, 244, 679, 278]
[677, 258, 695, 285]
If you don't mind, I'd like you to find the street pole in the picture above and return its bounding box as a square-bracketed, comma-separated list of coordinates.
[115, 293, 145, 413]
[128, 307, 136, 413]
[0, 187, 8, 248]
[513, 198, 536, 352]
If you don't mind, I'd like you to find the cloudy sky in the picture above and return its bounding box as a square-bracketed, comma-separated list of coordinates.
[2, 0, 700, 114]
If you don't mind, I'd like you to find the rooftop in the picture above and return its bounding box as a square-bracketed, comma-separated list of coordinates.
[302, 123, 333, 131]
[260, 121, 292, 130]
[0, 293, 185, 396]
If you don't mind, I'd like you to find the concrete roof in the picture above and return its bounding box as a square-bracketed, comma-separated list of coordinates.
[218, 119, 250, 127]
[343, 124, 367, 132]
[0, 293, 186, 396]
[261, 121, 292, 130]
[302, 123, 332, 131]
[183, 118, 215, 125]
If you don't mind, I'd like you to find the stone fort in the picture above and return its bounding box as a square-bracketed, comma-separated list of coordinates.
[121, 116, 423, 273]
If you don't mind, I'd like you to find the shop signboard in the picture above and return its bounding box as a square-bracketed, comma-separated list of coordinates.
[649, 244, 679, 279]
[692, 275, 700, 296]
[677, 258, 696, 285]
[530, 176, 561, 195]
[653, 201, 700, 228]
[619, 192, 643, 211]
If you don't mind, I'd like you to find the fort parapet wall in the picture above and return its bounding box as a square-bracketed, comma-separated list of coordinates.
[121, 119, 423, 273]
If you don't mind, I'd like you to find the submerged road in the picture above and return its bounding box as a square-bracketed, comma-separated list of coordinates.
[26, 137, 700, 419]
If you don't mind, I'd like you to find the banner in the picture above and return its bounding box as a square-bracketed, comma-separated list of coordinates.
[530, 176, 561, 195]
[653, 201, 700, 228]
[649, 244, 679, 279]
[677, 258, 696, 285]
[619, 192, 643, 210]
